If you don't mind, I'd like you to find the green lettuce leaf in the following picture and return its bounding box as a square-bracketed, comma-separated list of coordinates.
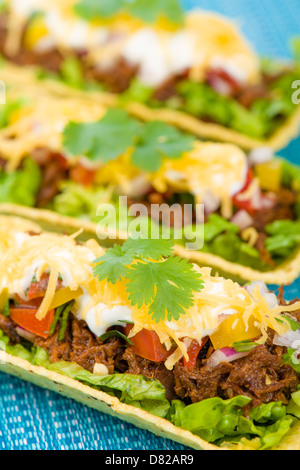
[175, 396, 251, 442]
[0, 158, 41, 206]
[51, 181, 111, 221]
[250, 402, 287, 424]
[177, 81, 268, 139]
[203, 214, 239, 242]
[60, 56, 84, 89]
[259, 416, 297, 450]
[48, 362, 170, 417]
[175, 394, 296, 449]
[281, 159, 300, 191]
[265, 220, 300, 259]
[287, 389, 300, 418]
[0, 98, 25, 129]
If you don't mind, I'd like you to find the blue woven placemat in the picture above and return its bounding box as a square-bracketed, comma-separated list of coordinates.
[1, 0, 300, 450]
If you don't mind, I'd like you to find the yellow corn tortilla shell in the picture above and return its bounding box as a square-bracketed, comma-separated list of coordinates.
[1, 203, 300, 285]
[125, 100, 300, 152]
[0, 63, 299, 151]
[0, 350, 299, 450]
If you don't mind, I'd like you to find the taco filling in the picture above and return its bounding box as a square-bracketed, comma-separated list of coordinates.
[0, 84, 299, 276]
[0, 0, 299, 141]
[1, 220, 300, 450]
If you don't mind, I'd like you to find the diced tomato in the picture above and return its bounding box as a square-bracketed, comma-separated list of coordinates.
[70, 162, 96, 187]
[10, 307, 55, 339]
[27, 273, 63, 300]
[206, 68, 241, 96]
[232, 194, 257, 214]
[183, 337, 209, 371]
[53, 152, 69, 171]
[243, 168, 254, 192]
[14, 295, 43, 308]
[124, 325, 174, 362]
[232, 168, 273, 215]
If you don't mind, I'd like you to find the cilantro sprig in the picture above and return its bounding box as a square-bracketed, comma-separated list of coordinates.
[63, 109, 195, 172]
[93, 238, 204, 323]
[63, 109, 142, 163]
[74, 0, 184, 26]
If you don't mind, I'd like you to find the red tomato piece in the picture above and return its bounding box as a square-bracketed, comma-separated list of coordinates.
[124, 325, 174, 362]
[10, 307, 55, 339]
[70, 162, 96, 186]
[232, 168, 262, 214]
[183, 337, 209, 371]
[27, 273, 63, 300]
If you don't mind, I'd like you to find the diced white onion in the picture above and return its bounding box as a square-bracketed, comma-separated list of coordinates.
[124, 176, 152, 198]
[248, 147, 274, 166]
[206, 347, 250, 368]
[203, 189, 221, 214]
[273, 329, 300, 349]
[231, 210, 254, 230]
[15, 327, 36, 342]
[93, 363, 109, 376]
[245, 280, 270, 296]
[245, 282, 279, 308]
[263, 293, 279, 309]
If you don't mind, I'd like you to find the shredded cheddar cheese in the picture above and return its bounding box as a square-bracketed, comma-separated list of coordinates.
[0, 84, 106, 170]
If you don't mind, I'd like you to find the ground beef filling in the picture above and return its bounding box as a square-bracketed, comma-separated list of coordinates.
[173, 340, 298, 412]
[1, 312, 299, 409]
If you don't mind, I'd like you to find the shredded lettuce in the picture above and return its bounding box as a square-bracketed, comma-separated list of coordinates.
[0, 98, 25, 129]
[287, 389, 300, 418]
[174, 396, 251, 442]
[265, 220, 300, 259]
[176, 81, 268, 139]
[60, 57, 84, 89]
[281, 159, 300, 192]
[174, 396, 296, 449]
[46, 362, 170, 418]
[50, 182, 112, 221]
[0, 158, 41, 206]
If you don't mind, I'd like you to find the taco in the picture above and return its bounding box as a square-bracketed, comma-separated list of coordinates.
[1, 215, 300, 450]
[0, 0, 299, 150]
[0, 75, 300, 284]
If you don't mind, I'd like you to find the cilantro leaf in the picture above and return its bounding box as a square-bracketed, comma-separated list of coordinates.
[99, 329, 134, 345]
[63, 111, 195, 172]
[74, 0, 184, 25]
[93, 244, 135, 284]
[74, 0, 123, 19]
[63, 109, 142, 163]
[281, 315, 300, 332]
[283, 348, 300, 373]
[122, 237, 173, 260]
[233, 340, 261, 352]
[93, 237, 204, 322]
[128, 0, 184, 25]
[132, 121, 195, 172]
[126, 257, 204, 322]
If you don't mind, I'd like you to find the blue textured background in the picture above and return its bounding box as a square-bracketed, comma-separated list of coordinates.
[0, 0, 300, 451]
